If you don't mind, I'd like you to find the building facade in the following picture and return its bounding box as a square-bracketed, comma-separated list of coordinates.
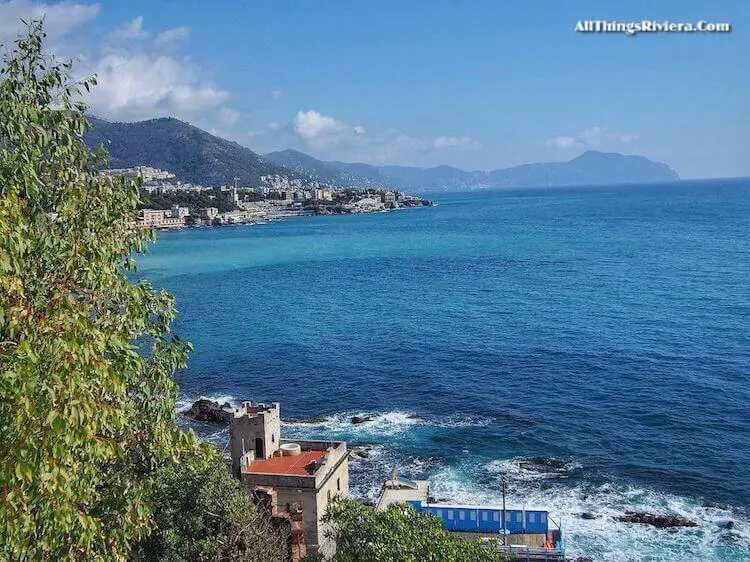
[230, 402, 349, 556]
[136, 208, 186, 228]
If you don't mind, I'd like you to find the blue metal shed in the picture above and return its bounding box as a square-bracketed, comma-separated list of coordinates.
[407, 501, 550, 534]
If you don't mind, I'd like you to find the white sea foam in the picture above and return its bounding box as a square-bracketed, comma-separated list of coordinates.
[283, 411, 422, 436]
[175, 399, 750, 559]
[486, 457, 583, 482]
[425, 461, 750, 561]
[282, 410, 491, 436]
[175, 394, 238, 413]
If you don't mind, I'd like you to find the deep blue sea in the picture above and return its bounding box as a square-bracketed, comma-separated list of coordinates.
[139, 180, 750, 561]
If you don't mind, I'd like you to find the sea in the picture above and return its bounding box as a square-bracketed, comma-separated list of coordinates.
[138, 179, 750, 561]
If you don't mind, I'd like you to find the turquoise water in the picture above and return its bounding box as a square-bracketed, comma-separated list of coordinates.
[139, 180, 750, 561]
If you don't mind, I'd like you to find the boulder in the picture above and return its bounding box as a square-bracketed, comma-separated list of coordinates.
[351, 447, 371, 460]
[579, 512, 598, 520]
[351, 416, 374, 424]
[184, 399, 234, 424]
[617, 511, 698, 528]
[716, 519, 735, 530]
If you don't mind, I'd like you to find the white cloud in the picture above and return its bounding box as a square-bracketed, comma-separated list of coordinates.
[549, 136, 578, 149]
[155, 25, 190, 46]
[219, 107, 240, 126]
[293, 109, 364, 149]
[547, 126, 638, 149]
[432, 135, 479, 150]
[0, 0, 100, 44]
[114, 15, 146, 40]
[49, 14, 235, 123]
[248, 109, 479, 164]
[85, 53, 230, 119]
[294, 110, 343, 140]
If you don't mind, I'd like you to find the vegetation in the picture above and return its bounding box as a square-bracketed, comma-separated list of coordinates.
[138, 188, 236, 214]
[0, 20, 496, 562]
[0, 22, 283, 560]
[320, 499, 508, 562]
[84, 116, 310, 187]
[133, 462, 288, 562]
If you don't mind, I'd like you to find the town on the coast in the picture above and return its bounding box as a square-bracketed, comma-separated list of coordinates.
[113, 166, 433, 229]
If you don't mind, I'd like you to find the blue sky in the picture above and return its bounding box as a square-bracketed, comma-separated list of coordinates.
[1, 0, 748, 178]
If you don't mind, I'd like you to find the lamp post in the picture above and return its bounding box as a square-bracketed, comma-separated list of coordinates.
[501, 475, 507, 546]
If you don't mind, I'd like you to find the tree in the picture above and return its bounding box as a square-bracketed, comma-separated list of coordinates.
[0, 21, 209, 559]
[134, 462, 288, 562]
[320, 499, 508, 562]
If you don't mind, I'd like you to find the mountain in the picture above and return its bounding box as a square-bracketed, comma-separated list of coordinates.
[85, 117, 305, 186]
[85, 116, 679, 191]
[261, 149, 389, 187]
[265, 149, 679, 191]
[483, 151, 680, 189]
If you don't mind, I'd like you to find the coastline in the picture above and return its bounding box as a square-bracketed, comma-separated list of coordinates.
[148, 196, 434, 231]
[141, 184, 750, 560]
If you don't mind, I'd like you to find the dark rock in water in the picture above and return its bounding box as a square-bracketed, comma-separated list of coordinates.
[350, 446, 373, 460]
[576, 557, 594, 562]
[184, 399, 233, 424]
[716, 519, 735, 530]
[351, 416, 374, 424]
[617, 511, 698, 528]
[579, 512, 598, 520]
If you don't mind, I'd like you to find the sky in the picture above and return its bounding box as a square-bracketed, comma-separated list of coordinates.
[0, 0, 748, 178]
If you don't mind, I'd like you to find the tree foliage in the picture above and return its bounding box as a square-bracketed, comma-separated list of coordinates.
[138, 189, 236, 214]
[134, 462, 288, 562]
[0, 21, 208, 559]
[321, 499, 508, 562]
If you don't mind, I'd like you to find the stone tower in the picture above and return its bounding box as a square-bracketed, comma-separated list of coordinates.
[229, 401, 281, 477]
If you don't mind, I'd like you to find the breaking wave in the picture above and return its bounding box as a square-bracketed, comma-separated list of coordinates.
[175, 398, 750, 560]
[426, 461, 750, 561]
[282, 410, 491, 436]
[175, 394, 238, 413]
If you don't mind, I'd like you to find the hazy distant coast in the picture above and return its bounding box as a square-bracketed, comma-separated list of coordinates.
[87, 116, 680, 194]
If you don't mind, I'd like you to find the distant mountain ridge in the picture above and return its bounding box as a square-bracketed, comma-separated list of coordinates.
[264, 148, 680, 191]
[85, 116, 679, 191]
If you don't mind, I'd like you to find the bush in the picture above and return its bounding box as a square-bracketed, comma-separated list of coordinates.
[321, 499, 508, 562]
[134, 462, 288, 561]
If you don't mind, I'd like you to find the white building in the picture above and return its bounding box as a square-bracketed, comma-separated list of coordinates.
[170, 204, 189, 218]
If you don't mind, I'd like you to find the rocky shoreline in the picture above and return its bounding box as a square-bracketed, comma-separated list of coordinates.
[182, 400, 705, 534]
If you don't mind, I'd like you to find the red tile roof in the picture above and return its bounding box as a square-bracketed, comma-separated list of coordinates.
[245, 451, 325, 476]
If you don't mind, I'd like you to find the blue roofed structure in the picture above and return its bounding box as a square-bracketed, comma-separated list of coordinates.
[377, 476, 566, 559]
